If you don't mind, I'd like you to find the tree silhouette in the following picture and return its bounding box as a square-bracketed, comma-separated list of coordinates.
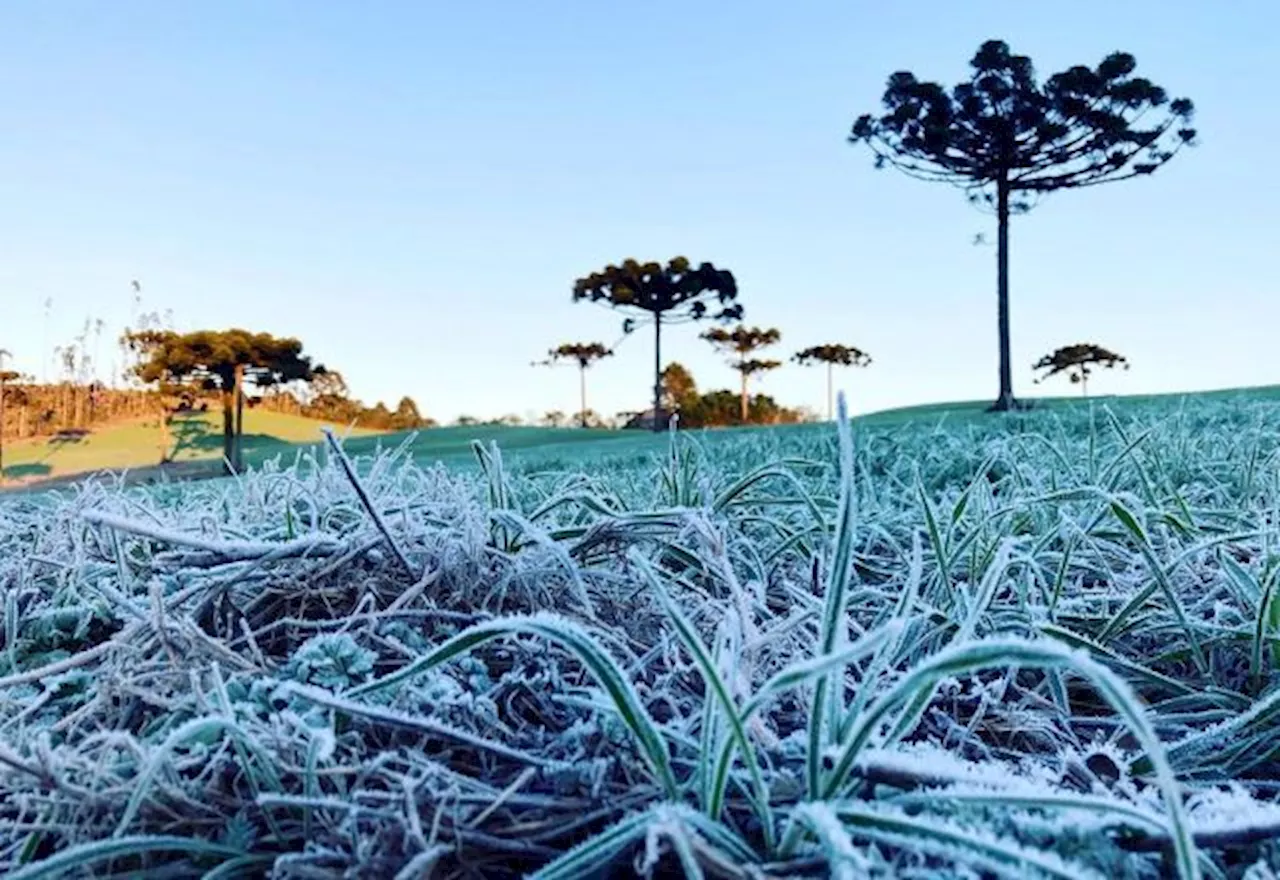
[701, 325, 782, 422]
[793, 343, 873, 421]
[127, 329, 321, 473]
[1032, 343, 1129, 397]
[573, 257, 741, 432]
[849, 39, 1195, 412]
[539, 342, 613, 428]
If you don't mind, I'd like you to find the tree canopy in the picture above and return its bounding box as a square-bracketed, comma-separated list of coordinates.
[849, 39, 1195, 200]
[793, 344, 873, 369]
[129, 329, 318, 391]
[1032, 342, 1129, 396]
[572, 258, 741, 324]
[848, 39, 1194, 411]
[546, 342, 612, 369]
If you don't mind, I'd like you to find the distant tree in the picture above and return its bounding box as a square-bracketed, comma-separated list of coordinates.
[540, 342, 613, 428]
[701, 325, 782, 422]
[848, 39, 1195, 411]
[391, 396, 426, 430]
[660, 362, 698, 411]
[307, 369, 350, 402]
[793, 343, 873, 421]
[576, 408, 607, 429]
[127, 329, 321, 473]
[363, 401, 392, 429]
[573, 257, 741, 432]
[455, 415, 478, 426]
[541, 410, 567, 428]
[301, 369, 358, 422]
[1032, 343, 1129, 397]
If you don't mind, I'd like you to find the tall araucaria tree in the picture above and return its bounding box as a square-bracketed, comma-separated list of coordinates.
[793, 343, 873, 421]
[573, 257, 741, 432]
[541, 342, 613, 428]
[126, 328, 322, 473]
[848, 39, 1195, 411]
[1032, 342, 1129, 397]
[701, 325, 782, 423]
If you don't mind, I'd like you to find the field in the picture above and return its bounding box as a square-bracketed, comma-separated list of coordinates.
[1, 390, 1280, 878]
[0, 410, 387, 486]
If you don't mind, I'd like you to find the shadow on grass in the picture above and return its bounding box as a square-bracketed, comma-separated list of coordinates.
[168, 414, 299, 463]
[168, 414, 222, 459]
[0, 429, 94, 478]
[1, 462, 52, 480]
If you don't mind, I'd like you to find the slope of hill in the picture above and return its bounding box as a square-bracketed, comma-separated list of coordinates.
[0, 410, 383, 485]
[6, 383, 1280, 493]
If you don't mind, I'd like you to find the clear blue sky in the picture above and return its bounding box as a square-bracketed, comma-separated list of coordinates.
[1, 1, 1275, 423]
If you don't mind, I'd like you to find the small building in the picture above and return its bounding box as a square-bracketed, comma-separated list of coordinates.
[620, 407, 676, 431]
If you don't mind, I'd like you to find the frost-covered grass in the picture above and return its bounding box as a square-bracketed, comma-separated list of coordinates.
[2, 393, 1280, 878]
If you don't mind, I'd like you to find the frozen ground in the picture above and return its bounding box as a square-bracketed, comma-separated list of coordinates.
[1, 395, 1279, 878]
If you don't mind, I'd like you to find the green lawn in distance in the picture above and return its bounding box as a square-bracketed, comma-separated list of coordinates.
[7, 381, 1280, 488]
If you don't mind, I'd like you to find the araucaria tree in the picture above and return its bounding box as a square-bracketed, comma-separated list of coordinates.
[127, 329, 321, 473]
[573, 257, 741, 432]
[1032, 342, 1129, 397]
[793, 343, 872, 421]
[545, 342, 613, 428]
[701, 325, 782, 422]
[848, 39, 1195, 411]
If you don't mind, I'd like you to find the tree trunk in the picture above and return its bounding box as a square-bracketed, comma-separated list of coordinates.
[988, 172, 1019, 412]
[739, 366, 749, 423]
[827, 362, 834, 422]
[158, 393, 171, 463]
[0, 378, 6, 479]
[221, 384, 236, 474]
[233, 365, 246, 472]
[652, 313, 663, 433]
[579, 363, 588, 429]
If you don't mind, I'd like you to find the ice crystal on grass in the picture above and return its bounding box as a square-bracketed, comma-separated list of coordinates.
[1, 393, 1279, 876]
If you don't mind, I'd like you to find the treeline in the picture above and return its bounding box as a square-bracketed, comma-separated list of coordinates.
[0, 383, 158, 441]
[0, 374, 435, 443]
[657, 362, 809, 428]
[259, 376, 436, 432]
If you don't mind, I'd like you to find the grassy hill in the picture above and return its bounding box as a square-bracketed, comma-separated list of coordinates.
[5, 382, 1279, 491]
[0, 409, 383, 484]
